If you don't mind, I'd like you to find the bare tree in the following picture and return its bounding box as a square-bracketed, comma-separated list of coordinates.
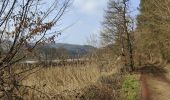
[101, 0, 135, 72]
[122, 0, 135, 71]
[0, 0, 71, 99]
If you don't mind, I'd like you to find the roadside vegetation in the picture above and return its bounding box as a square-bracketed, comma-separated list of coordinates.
[120, 74, 139, 100]
[0, 0, 169, 99]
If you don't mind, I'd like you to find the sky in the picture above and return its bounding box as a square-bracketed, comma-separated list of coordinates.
[56, 0, 140, 45]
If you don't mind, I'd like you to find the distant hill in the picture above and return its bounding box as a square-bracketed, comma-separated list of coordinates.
[44, 43, 95, 50]
[0, 41, 96, 58]
[38, 43, 96, 58]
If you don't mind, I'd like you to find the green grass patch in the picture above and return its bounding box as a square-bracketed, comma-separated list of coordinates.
[121, 74, 139, 100]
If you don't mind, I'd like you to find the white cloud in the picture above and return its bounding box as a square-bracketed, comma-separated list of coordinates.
[73, 0, 107, 14]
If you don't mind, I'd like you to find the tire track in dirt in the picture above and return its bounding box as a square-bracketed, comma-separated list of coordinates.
[140, 74, 152, 100]
[138, 65, 170, 100]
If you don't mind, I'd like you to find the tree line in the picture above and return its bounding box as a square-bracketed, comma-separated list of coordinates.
[101, 0, 170, 72]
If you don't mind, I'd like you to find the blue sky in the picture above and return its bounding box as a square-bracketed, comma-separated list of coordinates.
[56, 0, 140, 45]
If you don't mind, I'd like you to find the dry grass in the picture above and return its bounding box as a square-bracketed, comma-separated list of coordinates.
[22, 63, 109, 97]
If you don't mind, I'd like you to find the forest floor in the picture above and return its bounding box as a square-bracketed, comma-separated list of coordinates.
[139, 65, 170, 100]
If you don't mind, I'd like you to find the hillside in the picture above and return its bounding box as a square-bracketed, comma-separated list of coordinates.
[43, 43, 95, 54]
[35, 43, 96, 59]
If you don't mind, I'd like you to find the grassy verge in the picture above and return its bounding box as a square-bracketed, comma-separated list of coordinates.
[78, 72, 140, 100]
[120, 74, 139, 100]
[21, 63, 140, 99]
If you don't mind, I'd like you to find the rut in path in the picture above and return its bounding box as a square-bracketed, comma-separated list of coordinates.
[138, 65, 170, 100]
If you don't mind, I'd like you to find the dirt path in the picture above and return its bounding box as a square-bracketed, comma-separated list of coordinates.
[139, 65, 170, 100]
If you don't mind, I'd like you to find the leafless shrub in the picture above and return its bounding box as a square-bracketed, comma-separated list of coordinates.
[0, 0, 71, 99]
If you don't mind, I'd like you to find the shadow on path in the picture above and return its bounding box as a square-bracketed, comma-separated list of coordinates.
[136, 65, 170, 100]
[137, 65, 170, 84]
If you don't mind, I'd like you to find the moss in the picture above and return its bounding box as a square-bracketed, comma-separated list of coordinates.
[120, 74, 139, 100]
